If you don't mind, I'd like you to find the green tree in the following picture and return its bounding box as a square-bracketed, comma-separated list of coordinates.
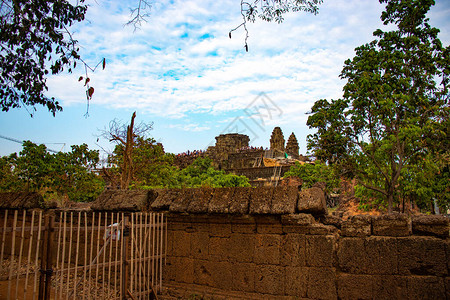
[0, 155, 23, 191]
[177, 157, 250, 188]
[284, 161, 339, 192]
[0, 141, 104, 202]
[306, 0, 449, 213]
[0, 0, 88, 114]
[51, 144, 104, 202]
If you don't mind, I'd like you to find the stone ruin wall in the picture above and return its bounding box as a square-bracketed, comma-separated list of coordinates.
[2, 189, 449, 299]
[227, 165, 292, 181]
[146, 187, 450, 300]
[225, 150, 265, 169]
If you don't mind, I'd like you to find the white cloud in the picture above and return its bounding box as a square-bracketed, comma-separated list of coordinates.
[41, 0, 450, 153]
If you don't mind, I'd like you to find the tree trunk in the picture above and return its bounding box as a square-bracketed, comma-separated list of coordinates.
[120, 112, 136, 189]
[387, 193, 393, 214]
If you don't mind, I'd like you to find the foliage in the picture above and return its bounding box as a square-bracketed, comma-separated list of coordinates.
[176, 157, 250, 188]
[0, 0, 88, 115]
[306, 0, 449, 213]
[230, 0, 323, 51]
[101, 112, 155, 189]
[0, 141, 104, 202]
[106, 135, 180, 189]
[284, 161, 339, 192]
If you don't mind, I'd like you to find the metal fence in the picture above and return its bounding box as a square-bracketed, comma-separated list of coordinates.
[0, 210, 166, 300]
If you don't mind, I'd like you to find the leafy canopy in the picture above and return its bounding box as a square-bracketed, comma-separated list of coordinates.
[284, 161, 339, 193]
[0, 141, 104, 202]
[306, 0, 449, 213]
[0, 0, 87, 115]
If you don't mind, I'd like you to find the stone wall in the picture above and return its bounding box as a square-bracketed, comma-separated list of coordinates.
[226, 150, 264, 169]
[147, 187, 450, 300]
[227, 165, 292, 180]
[3, 189, 448, 299]
[160, 213, 449, 299]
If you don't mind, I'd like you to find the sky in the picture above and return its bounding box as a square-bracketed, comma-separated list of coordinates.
[0, 0, 449, 161]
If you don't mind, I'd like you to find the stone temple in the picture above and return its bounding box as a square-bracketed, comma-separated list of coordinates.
[206, 127, 310, 186]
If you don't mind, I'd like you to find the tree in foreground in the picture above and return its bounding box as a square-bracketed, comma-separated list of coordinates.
[307, 0, 449, 213]
[0, 0, 88, 115]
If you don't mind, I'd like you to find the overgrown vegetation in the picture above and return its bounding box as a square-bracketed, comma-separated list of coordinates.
[284, 161, 339, 193]
[0, 141, 104, 202]
[306, 0, 449, 213]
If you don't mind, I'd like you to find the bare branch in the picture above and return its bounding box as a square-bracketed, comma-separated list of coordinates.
[125, 0, 152, 31]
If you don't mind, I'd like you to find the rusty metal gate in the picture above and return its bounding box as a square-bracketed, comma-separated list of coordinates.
[0, 210, 166, 300]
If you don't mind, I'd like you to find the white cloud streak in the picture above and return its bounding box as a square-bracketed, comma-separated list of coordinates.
[44, 0, 450, 152]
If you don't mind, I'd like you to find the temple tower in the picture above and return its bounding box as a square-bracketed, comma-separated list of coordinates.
[270, 127, 285, 151]
[286, 132, 299, 157]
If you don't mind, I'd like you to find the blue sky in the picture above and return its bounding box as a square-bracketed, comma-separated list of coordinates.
[1, 0, 449, 161]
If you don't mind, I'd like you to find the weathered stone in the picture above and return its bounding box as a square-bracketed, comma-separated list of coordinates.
[446, 277, 450, 300]
[309, 223, 338, 235]
[208, 222, 232, 238]
[172, 256, 194, 284]
[208, 237, 231, 261]
[249, 186, 273, 214]
[282, 213, 315, 234]
[210, 261, 234, 290]
[285, 266, 308, 297]
[341, 215, 372, 237]
[92, 190, 149, 211]
[231, 215, 256, 234]
[306, 235, 335, 267]
[228, 187, 251, 214]
[169, 189, 194, 212]
[193, 259, 213, 286]
[229, 234, 255, 263]
[150, 188, 179, 211]
[338, 236, 398, 275]
[412, 214, 450, 238]
[297, 187, 327, 216]
[320, 214, 342, 229]
[271, 186, 298, 214]
[254, 265, 285, 295]
[337, 274, 373, 300]
[231, 262, 256, 292]
[270, 127, 285, 151]
[372, 275, 408, 300]
[172, 230, 191, 257]
[190, 231, 210, 259]
[256, 219, 283, 234]
[0, 192, 44, 209]
[372, 213, 411, 236]
[207, 133, 250, 168]
[280, 233, 306, 267]
[187, 188, 213, 214]
[307, 267, 337, 300]
[286, 132, 299, 157]
[208, 187, 234, 214]
[281, 213, 315, 225]
[397, 236, 447, 276]
[407, 276, 445, 299]
[254, 234, 281, 265]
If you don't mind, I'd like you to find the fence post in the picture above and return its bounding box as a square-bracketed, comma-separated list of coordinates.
[121, 215, 130, 299]
[38, 214, 55, 300]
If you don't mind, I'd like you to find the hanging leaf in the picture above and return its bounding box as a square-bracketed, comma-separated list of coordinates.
[87, 87, 94, 99]
[78, 76, 83, 81]
[245, 44, 248, 52]
[229, 32, 232, 39]
[84, 77, 90, 86]
[102, 58, 106, 70]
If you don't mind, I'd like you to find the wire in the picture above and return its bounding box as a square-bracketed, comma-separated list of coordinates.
[0, 134, 60, 153]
